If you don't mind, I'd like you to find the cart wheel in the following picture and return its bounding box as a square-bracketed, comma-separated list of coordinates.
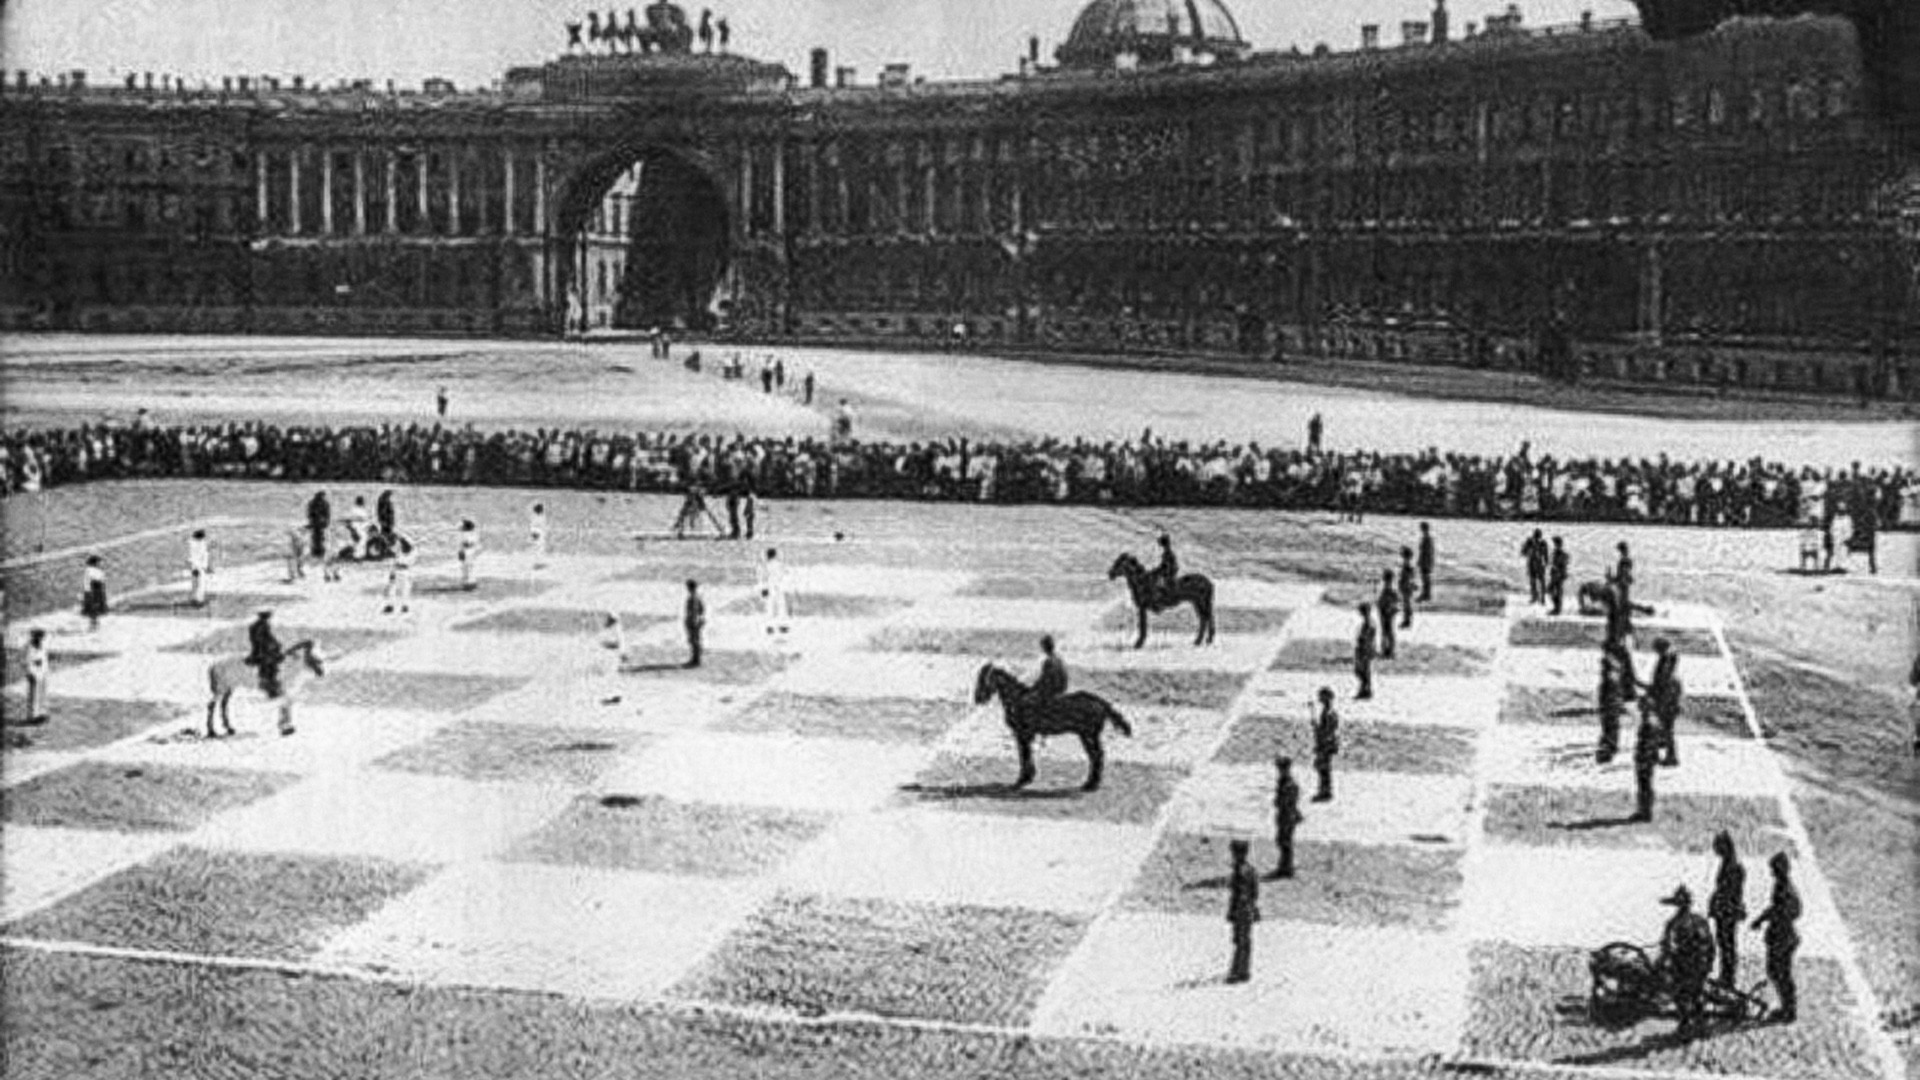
[1588, 942, 1652, 1018]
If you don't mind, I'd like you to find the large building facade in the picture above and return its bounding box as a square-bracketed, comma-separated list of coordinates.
[0, 0, 1910, 394]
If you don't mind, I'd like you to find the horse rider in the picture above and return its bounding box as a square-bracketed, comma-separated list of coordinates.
[1150, 534, 1179, 606]
[1031, 635, 1067, 704]
[246, 609, 285, 699]
[1657, 884, 1715, 1038]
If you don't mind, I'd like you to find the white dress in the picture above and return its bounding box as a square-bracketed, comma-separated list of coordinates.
[760, 558, 790, 632]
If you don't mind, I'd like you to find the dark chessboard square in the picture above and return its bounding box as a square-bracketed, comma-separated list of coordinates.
[2, 760, 302, 834]
[1462, 942, 1879, 1080]
[162, 625, 400, 659]
[3, 846, 432, 963]
[1214, 714, 1475, 775]
[1508, 620, 1722, 656]
[370, 721, 650, 786]
[898, 752, 1182, 826]
[673, 892, 1088, 1026]
[1270, 639, 1491, 677]
[503, 794, 832, 878]
[864, 626, 1043, 660]
[1320, 579, 1509, 616]
[1499, 686, 1752, 739]
[606, 561, 760, 588]
[370, 576, 555, 600]
[1096, 605, 1293, 637]
[1125, 833, 1463, 931]
[113, 592, 293, 620]
[1073, 667, 1248, 711]
[714, 693, 969, 743]
[1482, 785, 1793, 856]
[718, 592, 912, 620]
[618, 647, 792, 686]
[450, 607, 671, 636]
[301, 670, 527, 713]
[0, 697, 177, 752]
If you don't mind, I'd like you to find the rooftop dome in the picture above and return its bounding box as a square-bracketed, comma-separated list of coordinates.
[1056, 0, 1248, 69]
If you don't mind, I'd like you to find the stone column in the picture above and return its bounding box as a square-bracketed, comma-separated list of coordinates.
[353, 152, 367, 235]
[533, 154, 547, 235]
[771, 141, 785, 235]
[739, 145, 755, 237]
[448, 152, 462, 235]
[1640, 241, 1664, 345]
[289, 148, 303, 234]
[503, 149, 517, 235]
[806, 144, 822, 235]
[384, 154, 398, 233]
[417, 151, 430, 233]
[255, 152, 269, 231]
[924, 160, 938, 235]
[320, 149, 334, 235]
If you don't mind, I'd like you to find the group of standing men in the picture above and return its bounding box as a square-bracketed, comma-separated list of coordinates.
[1350, 522, 1438, 701]
[1657, 838, 1804, 1035]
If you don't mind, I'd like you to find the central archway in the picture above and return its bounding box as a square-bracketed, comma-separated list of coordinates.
[552, 145, 731, 334]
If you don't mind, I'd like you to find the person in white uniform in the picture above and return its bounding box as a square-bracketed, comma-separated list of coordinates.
[186, 529, 212, 607]
[458, 520, 480, 590]
[759, 547, 790, 636]
[382, 534, 415, 614]
[528, 503, 550, 568]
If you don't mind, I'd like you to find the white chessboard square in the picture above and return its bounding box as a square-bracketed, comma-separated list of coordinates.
[1401, 613, 1508, 653]
[194, 771, 572, 864]
[1210, 579, 1324, 610]
[2, 826, 179, 923]
[316, 860, 761, 1000]
[6, 614, 224, 655]
[1244, 672, 1498, 730]
[91, 707, 454, 778]
[338, 631, 594, 679]
[889, 598, 1113, 634]
[1070, 634, 1274, 675]
[1458, 845, 1843, 957]
[1278, 604, 1367, 641]
[42, 652, 223, 706]
[1168, 764, 1474, 847]
[1032, 911, 1466, 1056]
[593, 732, 928, 813]
[780, 807, 1155, 915]
[460, 675, 758, 736]
[768, 652, 982, 702]
[780, 564, 971, 598]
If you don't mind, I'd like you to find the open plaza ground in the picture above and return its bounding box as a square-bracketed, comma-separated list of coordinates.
[1, 336, 1915, 1079]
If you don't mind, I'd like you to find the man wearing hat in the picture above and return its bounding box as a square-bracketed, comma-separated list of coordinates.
[245, 609, 284, 700]
[1353, 604, 1376, 700]
[1270, 757, 1303, 880]
[1658, 884, 1715, 1037]
[1597, 643, 1627, 763]
[1642, 637, 1683, 767]
[1630, 697, 1661, 822]
[1312, 687, 1341, 803]
[1751, 852, 1802, 1023]
[1225, 838, 1260, 983]
[1707, 831, 1747, 988]
[1375, 568, 1399, 660]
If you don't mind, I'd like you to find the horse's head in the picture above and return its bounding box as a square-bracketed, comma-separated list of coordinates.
[1107, 553, 1138, 581]
[972, 663, 1004, 705]
[289, 640, 326, 676]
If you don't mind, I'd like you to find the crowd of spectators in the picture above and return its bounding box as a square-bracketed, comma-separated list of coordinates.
[0, 418, 1910, 531]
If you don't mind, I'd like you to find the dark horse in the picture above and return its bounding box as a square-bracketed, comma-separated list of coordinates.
[973, 664, 1131, 791]
[1108, 553, 1216, 649]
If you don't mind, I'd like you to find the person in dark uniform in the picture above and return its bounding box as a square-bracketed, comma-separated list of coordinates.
[1604, 593, 1639, 701]
[1630, 698, 1661, 822]
[306, 490, 331, 560]
[1270, 757, 1303, 880]
[802, 370, 815, 405]
[1031, 634, 1067, 703]
[1643, 637, 1683, 767]
[683, 580, 705, 668]
[1547, 536, 1570, 616]
[1375, 569, 1398, 659]
[1658, 884, 1716, 1038]
[1226, 838, 1260, 983]
[724, 481, 743, 539]
[1354, 605, 1376, 700]
[1149, 534, 1179, 607]
[1751, 851, 1801, 1023]
[1614, 541, 1637, 633]
[1397, 549, 1416, 630]
[246, 610, 285, 700]
[1306, 412, 1323, 455]
[1312, 687, 1340, 802]
[1416, 522, 1435, 602]
[375, 489, 396, 544]
[1521, 529, 1548, 605]
[1707, 831, 1747, 989]
[1597, 644, 1627, 763]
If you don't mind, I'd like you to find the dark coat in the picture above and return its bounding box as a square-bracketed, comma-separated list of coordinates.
[1227, 860, 1261, 925]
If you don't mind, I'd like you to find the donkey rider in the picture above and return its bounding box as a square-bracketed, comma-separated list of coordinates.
[245, 609, 285, 699]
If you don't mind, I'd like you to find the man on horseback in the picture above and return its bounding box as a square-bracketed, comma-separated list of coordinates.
[246, 610, 285, 699]
[1030, 635, 1067, 703]
[1149, 534, 1179, 607]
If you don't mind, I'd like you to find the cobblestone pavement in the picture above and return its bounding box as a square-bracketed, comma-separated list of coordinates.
[0, 492, 1905, 1080]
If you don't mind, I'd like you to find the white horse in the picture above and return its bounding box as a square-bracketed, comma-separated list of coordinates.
[205, 640, 325, 738]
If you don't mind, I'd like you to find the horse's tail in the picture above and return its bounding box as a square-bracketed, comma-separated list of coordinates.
[1106, 703, 1132, 738]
